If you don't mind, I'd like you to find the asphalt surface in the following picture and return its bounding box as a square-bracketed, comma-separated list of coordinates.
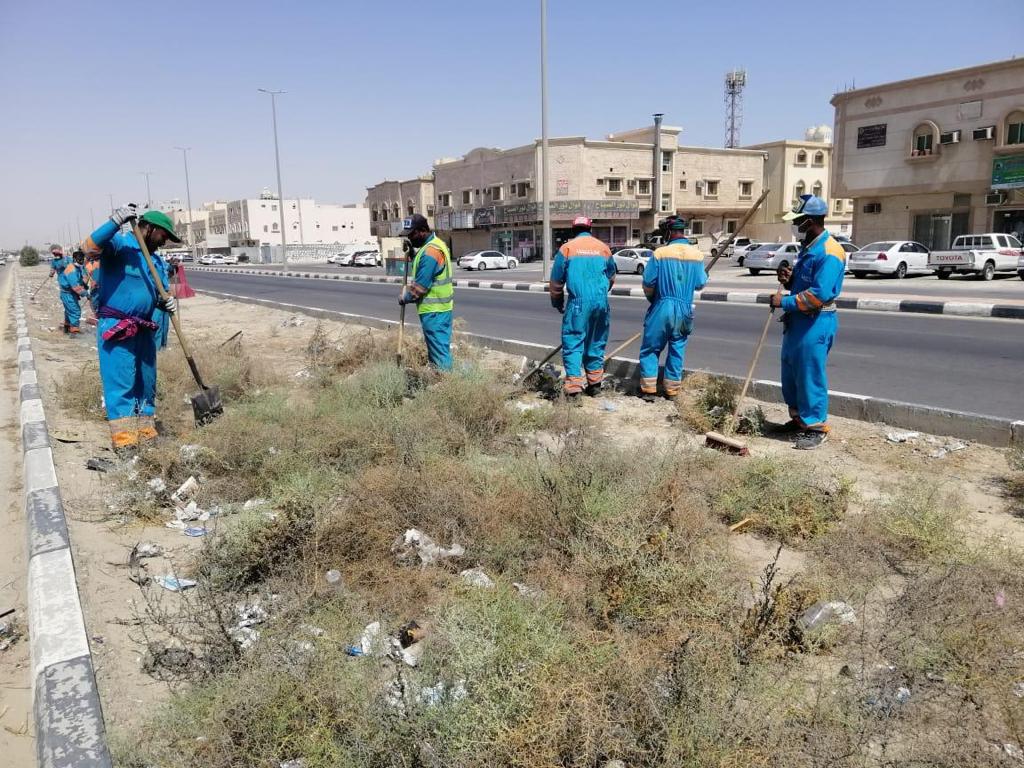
[189, 270, 1024, 420]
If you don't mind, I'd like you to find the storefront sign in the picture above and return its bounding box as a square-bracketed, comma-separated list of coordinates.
[473, 207, 496, 226]
[556, 179, 569, 196]
[992, 154, 1024, 190]
[496, 199, 640, 224]
[857, 123, 887, 149]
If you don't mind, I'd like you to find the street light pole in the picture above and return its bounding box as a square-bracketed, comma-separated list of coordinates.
[175, 146, 196, 260]
[258, 88, 288, 270]
[540, 0, 552, 280]
[140, 171, 154, 208]
[108, 193, 114, 215]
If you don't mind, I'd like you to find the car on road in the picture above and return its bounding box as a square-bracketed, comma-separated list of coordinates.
[199, 254, 226, 265]
[222, 254, 239, 265]
[743, 242, 801, 275]
[928, 233, 1024, 281]
[352, 250, 382, 267]
[711, 236, 756, 259]
[612, 247, 653, 274]
[457, 250, 518, 271]
[848, 241, 931, 279]
[1019, 250, 1024, 281]
[327, 252, 354, 266]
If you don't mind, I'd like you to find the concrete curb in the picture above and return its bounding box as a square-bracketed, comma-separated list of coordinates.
[13, 280, 112, 768]
[195, 286, 1024, 448]
[190, 266, 1024, 320]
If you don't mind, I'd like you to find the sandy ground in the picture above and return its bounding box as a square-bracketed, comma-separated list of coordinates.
[12, 262, 1023, 745]
[0, 267, 34, 766]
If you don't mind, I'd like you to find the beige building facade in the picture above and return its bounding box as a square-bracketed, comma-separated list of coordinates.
[431, 122, 767, 258]
[831, 57, 1024, 249]
[365, 176, 435, 238]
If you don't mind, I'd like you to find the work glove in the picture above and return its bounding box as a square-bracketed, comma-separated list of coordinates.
[777, 265, 793, 287]
[398, 291, 415, 306]
[550, 294, 564, 314]
[111, 204, 138, 227]
[158, 295, 178, 314]
[769, 293, 783, 310]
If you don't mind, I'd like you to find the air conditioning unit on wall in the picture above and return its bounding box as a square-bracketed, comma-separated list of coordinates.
[973, 126, 996, 141]
[939, 130, 961, 145]
[985, 191, 1006, 206]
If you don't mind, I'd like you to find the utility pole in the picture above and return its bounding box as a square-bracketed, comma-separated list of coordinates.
[724, 69, 747, 149]
[89, 207, 95, 229]
[258, 88, 288, 270]
[108, 193, 114, 215]
[175, 146, 196, 260]
[540, 0, 551, 280]
[140, 171, 154, 208]
[76, 216, 81, 244]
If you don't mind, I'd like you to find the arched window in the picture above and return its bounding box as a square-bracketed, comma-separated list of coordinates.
[392, 204, 400, 220]
[813, 151, 825, 166]
[371, 208, 379, 222]
[795, 150, 807, 165]
[407, 199, 415, 216]
[1006, 110, 1024, 145]
[812, 181, 823, 199]
[911, 122, 937, 155]
[794, 181, 806, 203]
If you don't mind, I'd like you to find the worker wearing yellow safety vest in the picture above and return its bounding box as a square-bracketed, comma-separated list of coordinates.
[398, 214, 454, 370]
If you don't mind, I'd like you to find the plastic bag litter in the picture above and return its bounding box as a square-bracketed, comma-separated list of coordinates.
[184, 526, 207, 537]
[174, 500, 209, 523]
[156, 575, 197, 592]
[797, 600, 857, 634]
[280, 760, 307, 768]
[419, 680, 468, 707]
[885, 431, 920, 443]
[514, 401, 542, 413]
[134, 542, 162, 558]
[601, 400, 618, 412]
[179, 444, 203, 462]
[243, 498, 270, 510]
[1004, 743, 1024, 762]
[345, 621, 385, 657]
[459, 567, 495, 589]
[171, 476, 199, 503]
[394, 529, 465, 566]
[928, 439, 968, 459]
[147, 478, 166, 495]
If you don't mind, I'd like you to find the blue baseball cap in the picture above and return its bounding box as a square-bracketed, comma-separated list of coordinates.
[783, 194, 828, 221]
[667, 218, 688, 231]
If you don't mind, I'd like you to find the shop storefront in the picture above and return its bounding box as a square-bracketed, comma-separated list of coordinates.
[493, 199, 641, 256]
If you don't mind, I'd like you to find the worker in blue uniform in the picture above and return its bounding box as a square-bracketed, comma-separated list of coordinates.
[638, 218, 707, 401]
[548, 215, 617, 398]
[57, 250, 88, 334]
[771, 194, 846, 450]
[48, 245, 70, 277]
[81, 206, 178, 450]
[152, 257, 172, 350]
[398, 214, 454, 370]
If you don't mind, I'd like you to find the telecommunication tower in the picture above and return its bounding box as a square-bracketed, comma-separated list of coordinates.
[724, 69, 747, 148]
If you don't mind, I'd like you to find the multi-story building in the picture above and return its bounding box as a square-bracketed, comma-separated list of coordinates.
[224, 190, 371, 247]
[831, 56, 1024, 249]
[744, 129, 854, 241]
[186, 202, 229, 253]
[431, 120, 766, 258]
[365, 176, 435, 238]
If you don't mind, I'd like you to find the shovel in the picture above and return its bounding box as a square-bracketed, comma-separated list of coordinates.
[134, 224, 223, 425]
[29, 272, 53, 302]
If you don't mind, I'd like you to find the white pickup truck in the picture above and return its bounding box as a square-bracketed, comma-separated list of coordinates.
[928, 233, 1024, 281]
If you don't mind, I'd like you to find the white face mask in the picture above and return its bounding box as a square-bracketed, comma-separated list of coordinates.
[791, 223, 805, 240]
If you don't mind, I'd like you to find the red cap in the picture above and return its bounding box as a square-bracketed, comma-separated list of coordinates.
[571, 215, 592, 227]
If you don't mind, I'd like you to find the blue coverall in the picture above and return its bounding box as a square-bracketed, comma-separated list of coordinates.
[549, 233, 616, 394]
[152, 259, 171, 350]
[81, 220, 170, 445]
[49, 254, 70, 276]
[401, 235, 453, 371]
[779, 231, 847, 432]
[57, 261, 87, 332]
[638, 237, 708, 396]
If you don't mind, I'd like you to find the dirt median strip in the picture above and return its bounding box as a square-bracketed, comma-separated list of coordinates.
[12, 278, 113, 768]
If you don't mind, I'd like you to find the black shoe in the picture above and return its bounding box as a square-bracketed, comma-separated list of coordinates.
[584, 383, 602, 397]
[770, 419, 804, 435]
[565, 391, 582, 405]
[794, 430, 828, 450]
[638, 392, 658, 403]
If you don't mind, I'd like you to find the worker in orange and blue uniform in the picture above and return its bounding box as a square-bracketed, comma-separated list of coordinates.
[771, 194, 846, 450]
[398, 214, 454, 370]
[57, 250, 88, 334]
[84, 251, 101, 317]
[48, 245, 70, 277]
[548, 216, 617, 398]
[638, 218, 708, 402]
[82, 205, 178, 450]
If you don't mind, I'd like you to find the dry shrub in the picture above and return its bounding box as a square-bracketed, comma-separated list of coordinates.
[1008, 442, 1024, 472]
[57, 360, 105, 420]
[678, 373, 737, 432]
[1007, 472, 1024, 515]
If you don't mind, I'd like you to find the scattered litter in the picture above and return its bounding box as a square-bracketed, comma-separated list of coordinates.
[179, 444, 203, 462]
[156, 575, 197, 592]
[147, 478, 167, 495]
[603, 761, 627, 768]
[324, 569, 343, 589]
[345, 621, 385, 657]
[293, 369, 312, 380]
[134, 542, 162, 558]
[514, 401, 542, 413]
[459, 567, 495, 589]
[280, 760, 307, 768]
[399, 620, 426, 647]
[885, 430, 920, 444]
[86, 457, 116, 473]
[729, 517, 754, 533]
[281, 316, 306, 328]
[600, 400, 618, 412]
[396, 639, 424, 667]
[268, 446, 280, 455]
[928, 439, 968, 459]
[393, 528, 465, 566]
[865, 684, 912, 713]
[171, 476, 199, 503]
[299, 624, 325, 637]
[50, 429, 83, 443]
[174, 500, 208, 523]
[183, 526, 207, 537]
[165, 520, 186, 531]
[1005, 743, 1024, 762]
[996, 589, 1007, 608]
[797, 600, 857, 635]
[243, 498, 270, 510]
[0, 620, 19, 652]
[513, 581, 540, 599]
[1013, 682, 1024, 698]
[419, 680, 468, 707]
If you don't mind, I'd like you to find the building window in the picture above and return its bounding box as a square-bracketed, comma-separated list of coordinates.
[427, 204, 435, 216]
[738, 180, 753, 199]
[833, 199, 843, 214]
[462, 190, 472, 205]
[1007, 111, 1024, 145]
[660, 193, 671, 212]
[794, 181, 806, 202]
[439, 193, 451, 208]
[661, 151, 672, 172]
[607, 178, 622, 194]
[263, 225, 268, 232]
[637, 179, 652, 196]
[704, 179, 719, 198]
[514, 182, 528, 198]
[316, 223, 321, 229]
[679, 179, 687, 191]
[371, 208, 379, 222]
[271, 204, 278, 211]
[381, 209, 388, 221]
[812, 182, 823, 199]
[689, 219, 705, 236]
[407, 203, 414, 215]
[488, 185, 503, 201]
[272, 222, 278, 231]
[725, 219, 738, 234]
[795, 150, 807, 165]
[912, 124, 936, 155]
[812, 151, 825, 166]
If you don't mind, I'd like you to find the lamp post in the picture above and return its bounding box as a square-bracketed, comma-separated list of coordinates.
[175, 146, 196, 260]
[139, 171, 154, 208]
[258, 88, 288, 270]
[540, 0, 552, 280]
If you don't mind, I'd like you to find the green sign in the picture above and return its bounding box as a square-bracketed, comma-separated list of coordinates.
[992, 154, 1024, 190]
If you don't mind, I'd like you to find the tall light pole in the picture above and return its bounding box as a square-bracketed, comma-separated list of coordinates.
[76, 216, 81, 244]
[108, 193, 114, 215]
[258, 88, 288, 269]
[175, 146, 196, 259]
[540, 0, 551, 280]
[139, 171, 154, 208]
[89, 207, 95, 229]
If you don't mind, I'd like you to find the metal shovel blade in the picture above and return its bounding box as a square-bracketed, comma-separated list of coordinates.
[191, 385, 224, 426]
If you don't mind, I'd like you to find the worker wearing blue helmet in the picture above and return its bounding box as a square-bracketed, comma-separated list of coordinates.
[770, 194, 846, 450]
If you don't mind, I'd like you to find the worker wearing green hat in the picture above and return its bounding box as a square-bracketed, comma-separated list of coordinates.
[81, 204, 178, 450]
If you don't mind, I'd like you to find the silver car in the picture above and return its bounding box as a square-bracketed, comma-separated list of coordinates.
[744, 242, 801, 275]
[612, 248, 653, 274]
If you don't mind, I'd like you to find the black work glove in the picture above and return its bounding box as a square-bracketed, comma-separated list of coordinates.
[550, 294, 564, 314]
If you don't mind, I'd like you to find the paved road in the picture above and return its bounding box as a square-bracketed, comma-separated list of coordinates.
[189, 270, 1024, 420]
[225, 260, 1024, 301]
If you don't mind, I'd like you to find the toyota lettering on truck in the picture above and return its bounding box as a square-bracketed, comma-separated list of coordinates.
[927, 233, 1024, 281]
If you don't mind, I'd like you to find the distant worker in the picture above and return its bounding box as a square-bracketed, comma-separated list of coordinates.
[772, 194, 846, 450]
[84, 251, 101, 317]
[637, 218, 707, 401]
[48, 245, 69, 277]
[81, 206, 178, 451]
[57, 249, 88, 334]
[548, 216, 616, 398]
[398, 214, 454, 370]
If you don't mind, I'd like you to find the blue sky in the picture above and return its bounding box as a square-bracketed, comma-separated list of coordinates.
[1, 0, 1020, 247]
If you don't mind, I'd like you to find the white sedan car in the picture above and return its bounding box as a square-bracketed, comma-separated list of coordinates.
[612, 247, 653, 274]
[458, 250, 518, 270]
[352, 250, 381, 267]
[744, 242, 801, 275]
[848, 241, 931, 279]
[327, 253, 354, 266]
[199, 254, 225, 265]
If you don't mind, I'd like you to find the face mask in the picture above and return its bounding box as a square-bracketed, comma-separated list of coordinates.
[791, 224, 804, 240]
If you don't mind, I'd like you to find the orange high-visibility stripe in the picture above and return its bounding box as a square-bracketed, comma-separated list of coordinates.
[585, 368, 604, 385]
[640, 376, 658, 394]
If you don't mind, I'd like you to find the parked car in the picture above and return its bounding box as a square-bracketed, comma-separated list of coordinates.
[327, 252, 354, 266]
[711, 236, 755, 259]
[199, 254, 225, 265]
[612, 247, 653, 274]
[352, 250, 381, 267]
[222, 254, 239, 265]
[848, 241, 930, 279]
[928, 233, 1024, 280]
[457, 250, 518, 270]
[1019, 250, 1024, 281]
[732, 240, 762, 266]
[743, 242, 801, 275]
